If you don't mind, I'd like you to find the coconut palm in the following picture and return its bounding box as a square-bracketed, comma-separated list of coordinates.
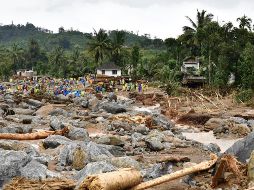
[237, 15, 252, 31]
[88, 29, 111, 65]
[183, 10, 214, 55]
[111, 30, 126, 66]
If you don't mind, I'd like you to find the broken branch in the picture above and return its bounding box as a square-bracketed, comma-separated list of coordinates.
[0, 127, 69, 140]
[131, 154, 218, 190]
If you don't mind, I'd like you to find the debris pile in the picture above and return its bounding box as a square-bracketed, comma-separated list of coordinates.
[0, 88, 253, 190]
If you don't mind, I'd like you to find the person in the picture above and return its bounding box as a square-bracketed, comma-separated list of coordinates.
[138, 83, 142, 93]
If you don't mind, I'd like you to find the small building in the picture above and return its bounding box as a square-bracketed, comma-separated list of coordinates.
[96, 62, 121, 77]
[17, 69, 37, 78]
[181, 57, 200, 75]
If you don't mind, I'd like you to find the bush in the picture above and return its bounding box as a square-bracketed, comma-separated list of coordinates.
[235, 89, 254, 105]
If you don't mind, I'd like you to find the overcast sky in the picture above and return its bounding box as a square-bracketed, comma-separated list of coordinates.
[0, 0, 253, 39]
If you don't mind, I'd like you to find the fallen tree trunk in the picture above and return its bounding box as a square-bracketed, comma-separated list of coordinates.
[0, 127, 69, 140]
[79, 168, 142, 190]
[3, 177, 76, 190]
[131, 154, 218, 190]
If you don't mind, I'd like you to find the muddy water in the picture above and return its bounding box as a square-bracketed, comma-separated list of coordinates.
[182, 131, 241, 153]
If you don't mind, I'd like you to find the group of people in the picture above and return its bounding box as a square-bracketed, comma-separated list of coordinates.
[0, 75, 148, 97]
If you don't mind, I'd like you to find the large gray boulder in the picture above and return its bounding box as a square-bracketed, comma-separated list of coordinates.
[152, 114, 174, 130]
[102, 102, 127, 114]
[20, 160, 47, 180]
[0, 149, 30, 180]
[50, 116, 65, 130]
[0, 124, 33, 134]
[142, 162, 173, 180]
[49, 108, 69, 117]
[226, 131, 254, 163]
[0, 140, 39, 157]
[75, 161, 117, 181]
[145, 130, 166, 151]
[86, 142, 113, 161]
[13, 108, 34, 115]
[42, 135, 72, 149]
[27, 99, 43, 108]
[67, 126, 89, 141]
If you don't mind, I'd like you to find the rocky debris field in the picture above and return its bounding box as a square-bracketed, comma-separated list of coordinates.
[0, 90, 253, 190]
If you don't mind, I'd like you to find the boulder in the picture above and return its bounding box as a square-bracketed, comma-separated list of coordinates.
[13, 108, 34, 115]
[50, 116, 65, 131]
[96, 135, 125, 146]
[81, 100, 89, 108]
[248, 120, 254, 128]
[107, 157, 141, 170]
[203, 143, 221, 154]
[231, 124, 250, 136]
[75, 161, 117, 181]
[226, 131, 254, 163]
[229, 117, 248, 125]
[0, 149, 30, 180]
[67, 126, 89, 141]
[204, 118, 227, 131]
[142, 162, 173, 179]
[145, 130, 165, 151]
[97, 144, 125, 157]
[35, 104, 54, 117]
[27, 99, 43, 108]
[152, 114, 174, 130]
[86, 142, 113, 161]
[134, 124, 149, 135]
[108, 92, 117, 102]
[110, 121, 132, 131]
[102, 102, 127, 114]
[0, 124, 33, 134]
[42, 135, 72, 149]
[49, 108, 69, 117]
[0, 140, 39, 157]
[248, 151, 254, 182]
[56, 94, 69, 101]
[20, 160, 47, 180]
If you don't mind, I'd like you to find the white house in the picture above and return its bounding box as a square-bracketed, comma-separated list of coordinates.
[16, 69, 37, 78]
[96, 62, 122, 77]
[181, 57, 200, 74]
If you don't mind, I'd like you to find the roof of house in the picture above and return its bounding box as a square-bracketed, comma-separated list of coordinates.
[97, 62, 121, 70]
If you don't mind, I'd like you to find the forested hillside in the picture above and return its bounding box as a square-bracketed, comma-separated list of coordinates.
[0, 10, 253, 103]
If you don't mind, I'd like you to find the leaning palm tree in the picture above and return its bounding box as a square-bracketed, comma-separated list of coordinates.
[88, 29, 111, 65]
[237, 15, 252, 31]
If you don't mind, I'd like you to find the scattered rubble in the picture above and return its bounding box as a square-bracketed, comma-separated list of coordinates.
[0, 89, 253, 190]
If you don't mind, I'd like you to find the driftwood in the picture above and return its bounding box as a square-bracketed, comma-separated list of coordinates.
[79, 168, 142, 190]
[0, 127, 69, 140]
[3, 177, 76, 190]
[211, 154, 247, 188]
[131, 154, 218, 190]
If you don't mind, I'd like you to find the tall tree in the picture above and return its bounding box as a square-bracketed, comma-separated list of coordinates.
[237, 15, 252, 31]
[183, 9, 214, 56]
[111, 30, 126, 66]
[88, 29, 111, 65]
[9, 43, 24, 73]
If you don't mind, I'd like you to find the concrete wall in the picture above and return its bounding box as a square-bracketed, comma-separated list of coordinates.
[97, 69, 121, 77]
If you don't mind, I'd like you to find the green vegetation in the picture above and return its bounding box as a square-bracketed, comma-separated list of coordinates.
[0, 10, 253, 101]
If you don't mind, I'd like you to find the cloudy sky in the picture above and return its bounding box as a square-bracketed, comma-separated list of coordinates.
[0, 0, 253, 39]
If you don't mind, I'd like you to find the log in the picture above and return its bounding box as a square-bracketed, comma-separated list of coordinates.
[0, 127, 69, 140]
[79, 168, 142, 190]
[3, 177, 76, 190]
[131, 154, 218, 190]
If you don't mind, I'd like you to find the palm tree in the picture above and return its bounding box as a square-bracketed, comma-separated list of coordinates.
[111, 30, 126, 66]
[9, 43, 24, 73]
[183, 10, 214, 55]
[237, 15, 252, 31]
[88, 29, 111, 65]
